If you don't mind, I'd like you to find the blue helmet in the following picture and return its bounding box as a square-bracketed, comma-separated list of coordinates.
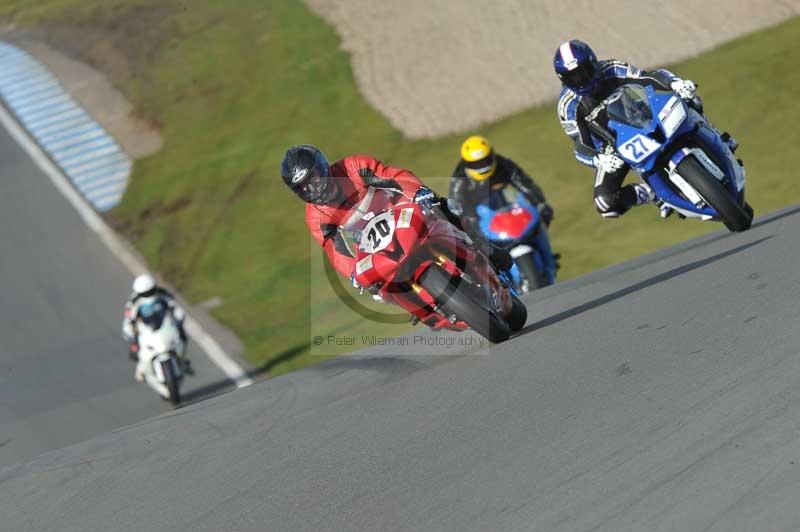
[553, 40, 599, 95]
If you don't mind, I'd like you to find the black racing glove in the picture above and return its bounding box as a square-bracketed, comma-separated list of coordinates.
[539, 203, 554, 227]
[358, 167, 402, 191]
[128, 341, 140, 361]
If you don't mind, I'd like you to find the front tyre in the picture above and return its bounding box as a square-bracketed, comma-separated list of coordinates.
[506, 295, 527, 332]
[677, 156, 752, 232]
[418, 265, 511, 344]
[515, 252, 544, 292]
[162, 359, 181, 406]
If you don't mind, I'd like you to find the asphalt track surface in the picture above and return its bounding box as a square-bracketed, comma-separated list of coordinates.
[4, 204, 800, 531]
[0, 123, 234, 468]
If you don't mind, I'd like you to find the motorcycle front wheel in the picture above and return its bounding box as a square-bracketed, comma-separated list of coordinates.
[677, 156, 752, 232]
[162, 359, 181, 406]
[515, 252, 544, 293]
[418, 264, 511, 343]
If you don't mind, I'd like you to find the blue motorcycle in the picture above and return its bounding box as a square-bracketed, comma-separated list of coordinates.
[476, 190, 557, 293]
[585, 84, 752, 232]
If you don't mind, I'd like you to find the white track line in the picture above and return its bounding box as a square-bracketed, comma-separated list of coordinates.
[0, 104, 253, 388]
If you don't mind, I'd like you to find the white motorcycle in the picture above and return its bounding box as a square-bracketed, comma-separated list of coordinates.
[135, 297, 186, 405]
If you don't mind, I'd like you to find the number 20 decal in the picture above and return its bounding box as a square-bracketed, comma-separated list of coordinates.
[619, 134, 660, 163]
[359, 212, 396, 253]
[367, 219, 391, 248]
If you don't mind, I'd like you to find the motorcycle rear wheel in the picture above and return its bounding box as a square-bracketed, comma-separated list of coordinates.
[418, 265, 511, 344]
[677, 156, 752, 232]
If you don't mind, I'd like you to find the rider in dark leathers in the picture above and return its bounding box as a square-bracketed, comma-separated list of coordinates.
[449, 135, 553, 238]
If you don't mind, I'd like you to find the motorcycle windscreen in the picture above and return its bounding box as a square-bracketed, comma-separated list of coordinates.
[340, 188, 403, 257]
[606, 85, 653, 129]
[139, 299, 168, 329]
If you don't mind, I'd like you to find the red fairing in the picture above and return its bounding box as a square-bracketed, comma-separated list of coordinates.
[489, 207, 533, 240]
[351, 193, 511, 332]
[305, 154, 423, 278]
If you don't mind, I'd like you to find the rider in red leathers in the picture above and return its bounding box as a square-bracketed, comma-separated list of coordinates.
[281, 145, 512, 283]
[303, 153, 425, 278]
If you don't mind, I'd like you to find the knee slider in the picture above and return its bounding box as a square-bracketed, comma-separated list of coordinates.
[594, 192, 622, 216]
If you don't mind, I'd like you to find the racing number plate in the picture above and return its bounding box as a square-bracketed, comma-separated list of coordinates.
[359, 211, 396, 253]
[619, 134, 661, 163]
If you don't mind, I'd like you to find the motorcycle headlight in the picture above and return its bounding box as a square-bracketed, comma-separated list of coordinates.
[658, 96, 686, 138]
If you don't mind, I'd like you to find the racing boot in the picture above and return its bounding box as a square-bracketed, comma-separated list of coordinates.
[181, 356, 195, 375]
[635, 182, 674, 218]
[471, 232, 513, 273]
[634, 182, 655, 206]
[477, 241, 512, 272]
[489, 247, 512, 272]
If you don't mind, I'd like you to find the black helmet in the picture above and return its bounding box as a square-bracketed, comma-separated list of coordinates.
[281, 145, 339, 205]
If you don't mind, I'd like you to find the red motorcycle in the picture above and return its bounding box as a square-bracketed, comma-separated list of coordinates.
[342, 187, 527, 343]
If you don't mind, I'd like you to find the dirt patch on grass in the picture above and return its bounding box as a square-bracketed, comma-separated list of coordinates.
[35, 4, 173, 87]
[305, 0, 800, 139]
[1, 4, 173, 157]
[108, 194, 192, 237]
[20, 39, 163, 158]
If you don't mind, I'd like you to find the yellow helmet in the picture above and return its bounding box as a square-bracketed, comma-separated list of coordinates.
[460, 135, 496, 181]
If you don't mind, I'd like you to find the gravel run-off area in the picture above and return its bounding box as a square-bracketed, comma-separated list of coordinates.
[305, 0, 800, 138]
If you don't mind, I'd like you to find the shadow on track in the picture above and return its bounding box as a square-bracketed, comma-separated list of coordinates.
[179, 343, 310, 405]
[516, 236, 772, 336]
[751, 205, 800, 229]
[180, 233, 779, 405]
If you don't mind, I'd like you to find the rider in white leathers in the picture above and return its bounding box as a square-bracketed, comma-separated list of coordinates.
[122, 274, 191, 381]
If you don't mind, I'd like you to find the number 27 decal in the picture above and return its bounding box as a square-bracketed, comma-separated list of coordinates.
[619, 134, 660, 163]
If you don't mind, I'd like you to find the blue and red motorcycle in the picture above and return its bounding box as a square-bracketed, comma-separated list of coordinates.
[475, 190, 557, 293]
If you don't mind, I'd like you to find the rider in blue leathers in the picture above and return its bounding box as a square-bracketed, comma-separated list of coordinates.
[554, 40, 738, 219]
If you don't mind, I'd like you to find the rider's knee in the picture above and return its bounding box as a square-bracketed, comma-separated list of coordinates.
[594, 193, 622, 217]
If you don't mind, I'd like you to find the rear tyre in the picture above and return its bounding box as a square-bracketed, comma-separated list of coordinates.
[515, 252, 544, 292]
[676, 156, 752, 232]
[162, 360, 181, 406]
[744, 202, 754, 220]
[418, 265, 511, 344]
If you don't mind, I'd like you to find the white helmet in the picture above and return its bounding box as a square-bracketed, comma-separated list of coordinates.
[132, 274, 156, 295]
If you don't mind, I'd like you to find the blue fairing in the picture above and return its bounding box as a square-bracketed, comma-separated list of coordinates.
[475, 194, 557, 288]
[602, 85, 744, 219]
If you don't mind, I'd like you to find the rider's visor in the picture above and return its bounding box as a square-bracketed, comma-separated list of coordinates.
[295, 171, 338, 205]
[560, 61, 597, 91]
[464, 152, 496, 180]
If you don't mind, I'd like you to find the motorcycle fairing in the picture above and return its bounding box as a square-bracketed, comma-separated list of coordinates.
[601, 84, 745, 220]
